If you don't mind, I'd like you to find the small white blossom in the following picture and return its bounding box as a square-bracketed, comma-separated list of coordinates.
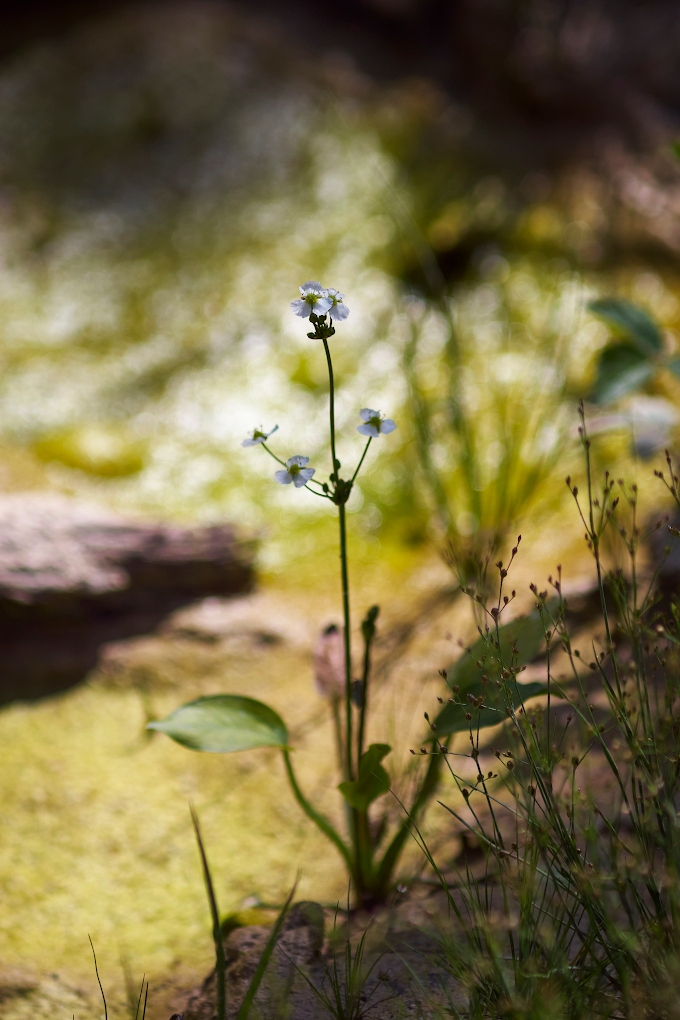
[241, 424, 279, 448]
[357, 408, 397, 438]
[275, 455, 315, 487]
[290, 281, 332, 318]
[326, 288, 349, 321]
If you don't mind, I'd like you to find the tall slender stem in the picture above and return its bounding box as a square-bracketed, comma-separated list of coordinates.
[322, 339, 338, 472]
[351, 438, 372, 484]
[323, 337, 354, 783]
[339, 500, 353, 781]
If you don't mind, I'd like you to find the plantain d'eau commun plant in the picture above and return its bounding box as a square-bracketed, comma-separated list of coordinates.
[149, 282, 550, 908]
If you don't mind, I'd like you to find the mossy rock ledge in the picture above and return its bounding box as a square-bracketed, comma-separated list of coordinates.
[0, 493, 254, 705]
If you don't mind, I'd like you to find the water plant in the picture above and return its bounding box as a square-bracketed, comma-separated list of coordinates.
[149, 282, 548, 909]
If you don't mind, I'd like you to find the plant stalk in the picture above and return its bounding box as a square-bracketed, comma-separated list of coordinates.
[323, 336, 354, 783]
[282, 749, 353, 871]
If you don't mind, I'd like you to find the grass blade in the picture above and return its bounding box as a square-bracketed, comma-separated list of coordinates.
[236, 876, 299, 1020]
[88, 936, 108, 1020]
[190, 803, 226, 1020]
[135, 975, 146, 1020]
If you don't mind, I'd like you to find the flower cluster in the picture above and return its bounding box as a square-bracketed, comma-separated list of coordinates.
[242, 284, 396, 493]
[291, 281, 349, 321]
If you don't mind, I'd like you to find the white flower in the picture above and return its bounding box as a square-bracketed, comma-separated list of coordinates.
[357, 409, 397, 438]
[326, 288, 349, 321]
[275, 455, 315, 487]
[241, 424, 279, 448]
[290, 281, 332, 318]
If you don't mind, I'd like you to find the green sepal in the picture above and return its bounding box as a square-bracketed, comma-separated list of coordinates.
[148, 694, 288, 753]
[338, 743, 391, 810]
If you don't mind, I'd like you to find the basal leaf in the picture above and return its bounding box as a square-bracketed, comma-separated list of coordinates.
[589, 297, 662, 356]
[445, 609, 548, 696]
[591, 343, 654, 404]
[148, 695, 288, 753]
[433, 608, 558, 738]
[434, 680, 551, 738]
[338, 743, 391, 811]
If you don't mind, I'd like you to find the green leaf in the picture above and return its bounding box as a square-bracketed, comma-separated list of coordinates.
[446, 609, 548, 693]
[589, 297, 662, 356]
[148, 695, 288, 753]
[338, 743, 391, 811]
[434, 609, 556, 738]
[434, 680, 551, 737]
[591, 343, 654, 404]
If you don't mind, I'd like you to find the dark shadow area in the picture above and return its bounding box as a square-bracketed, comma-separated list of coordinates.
[0, 517, 254, 706]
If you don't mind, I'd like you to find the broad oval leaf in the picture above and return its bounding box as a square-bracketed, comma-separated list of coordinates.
[148, 695, 288, 753]
[589, 297, 662, 356]
[433, 609, 558, 738]
[338, 743, 391, 811]
[444, 609, 548, 696]
[434, 680, 552, 738]
[591, 343, 654, 404]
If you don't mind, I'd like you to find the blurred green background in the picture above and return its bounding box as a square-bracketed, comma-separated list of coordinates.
[3, 1, 680, 1016]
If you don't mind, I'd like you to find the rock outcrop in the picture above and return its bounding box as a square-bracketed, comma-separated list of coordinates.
[0, 493, 254, 704]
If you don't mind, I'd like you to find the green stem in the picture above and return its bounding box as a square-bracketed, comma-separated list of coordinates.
[322, 338, 338, 473]
[322, 337, 354, 783]
[282, 749, 353, 871]
[357, 620, 375, 763]
[331, 698, 344, 776]
[339, 501, 353, 781]
[351, 438, 372, 484]
[261, 442, 286, 467]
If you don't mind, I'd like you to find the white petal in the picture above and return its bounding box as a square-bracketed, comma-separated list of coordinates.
[287, 455, 309, 467]
[265, 424, 279, 438]
[360, 408, 375, 421]
[291, 299, 311, 318]
[300, 280, 324, 293]
[330, 303, 349, 321]
[299, 468, 315, 482]
[315, 297, 332, 313]
[275, 470, 292, 484]
[357, 423, 378, 437]
[380, 419, 397, 434]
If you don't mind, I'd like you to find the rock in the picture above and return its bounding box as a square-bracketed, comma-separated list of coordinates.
[0, 493, 254, 704]
[183, 902, 325, 1020]
[163, 593, 311, 649]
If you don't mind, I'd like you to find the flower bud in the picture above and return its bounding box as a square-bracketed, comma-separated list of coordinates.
[313, 624, 345, 700]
